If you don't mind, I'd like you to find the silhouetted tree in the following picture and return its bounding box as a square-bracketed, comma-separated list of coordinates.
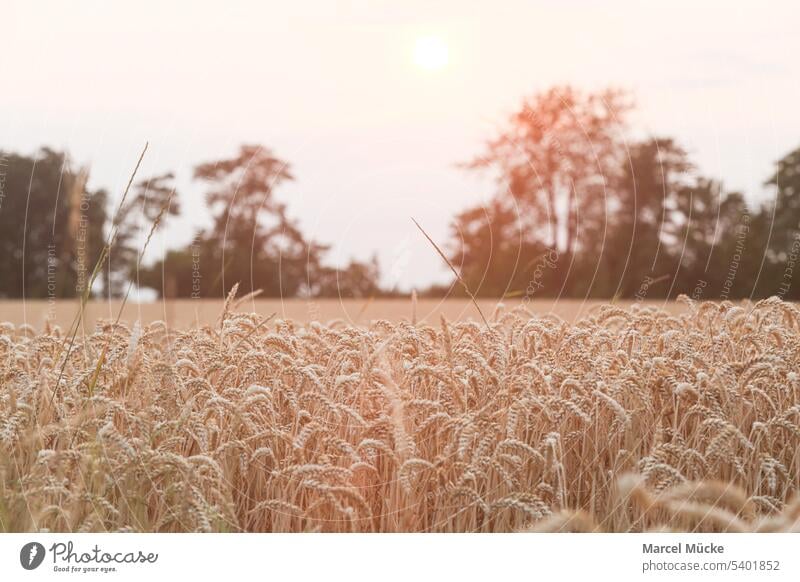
[0, 148, 107, 298]
[312, 256, 382, 298]
[451, 86, 632, 297]
[138, 144, 381, 298]
[108, 172, 179, 296]
[448, 197, 550, 297]
[468, 86, 631, 256]
[154, 144, 317, 297]
[766, 146, 800, 253]
[597, 138, 693, 298]
[443, 86, 790, 301]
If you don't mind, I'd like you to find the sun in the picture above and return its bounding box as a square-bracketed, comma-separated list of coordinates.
[414, 36, 448, 71]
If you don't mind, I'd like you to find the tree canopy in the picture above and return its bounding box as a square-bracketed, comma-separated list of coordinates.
[0, 148, 107, 299]
[446, 86, 799, 300]
[2, 89, 800, 302]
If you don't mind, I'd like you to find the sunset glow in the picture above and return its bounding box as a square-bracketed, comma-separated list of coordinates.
[414, 36, 448, 70]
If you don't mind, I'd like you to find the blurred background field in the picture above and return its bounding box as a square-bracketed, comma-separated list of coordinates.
[0, 298, 689, 329]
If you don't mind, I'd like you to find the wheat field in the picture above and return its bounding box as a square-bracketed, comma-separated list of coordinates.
[1, 294, 799, 532]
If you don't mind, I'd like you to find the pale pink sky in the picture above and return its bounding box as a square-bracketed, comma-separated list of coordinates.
[2, 0, 799, 291]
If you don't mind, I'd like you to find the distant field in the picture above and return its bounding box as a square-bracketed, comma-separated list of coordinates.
[0, 298, 689, 329]
[2, 296, 798, 532]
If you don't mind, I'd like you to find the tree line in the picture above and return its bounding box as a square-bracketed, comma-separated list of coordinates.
[0, 145, 381, 299]
[1, 85, 799, 300]
[439, 86, 800, 301]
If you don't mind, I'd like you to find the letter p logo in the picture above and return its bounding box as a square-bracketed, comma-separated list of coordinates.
[20, 542, 46, 570]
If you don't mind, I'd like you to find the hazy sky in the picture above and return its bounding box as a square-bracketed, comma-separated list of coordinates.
[3, 0, 799, 291]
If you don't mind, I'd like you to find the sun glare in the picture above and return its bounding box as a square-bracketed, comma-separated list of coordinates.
[414, 36, 448, 71]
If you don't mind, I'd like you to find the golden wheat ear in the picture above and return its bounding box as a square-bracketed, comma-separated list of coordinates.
[52, 142, 149, 409]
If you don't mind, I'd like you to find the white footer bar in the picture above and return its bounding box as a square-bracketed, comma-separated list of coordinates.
[1, 533, 797, 582]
